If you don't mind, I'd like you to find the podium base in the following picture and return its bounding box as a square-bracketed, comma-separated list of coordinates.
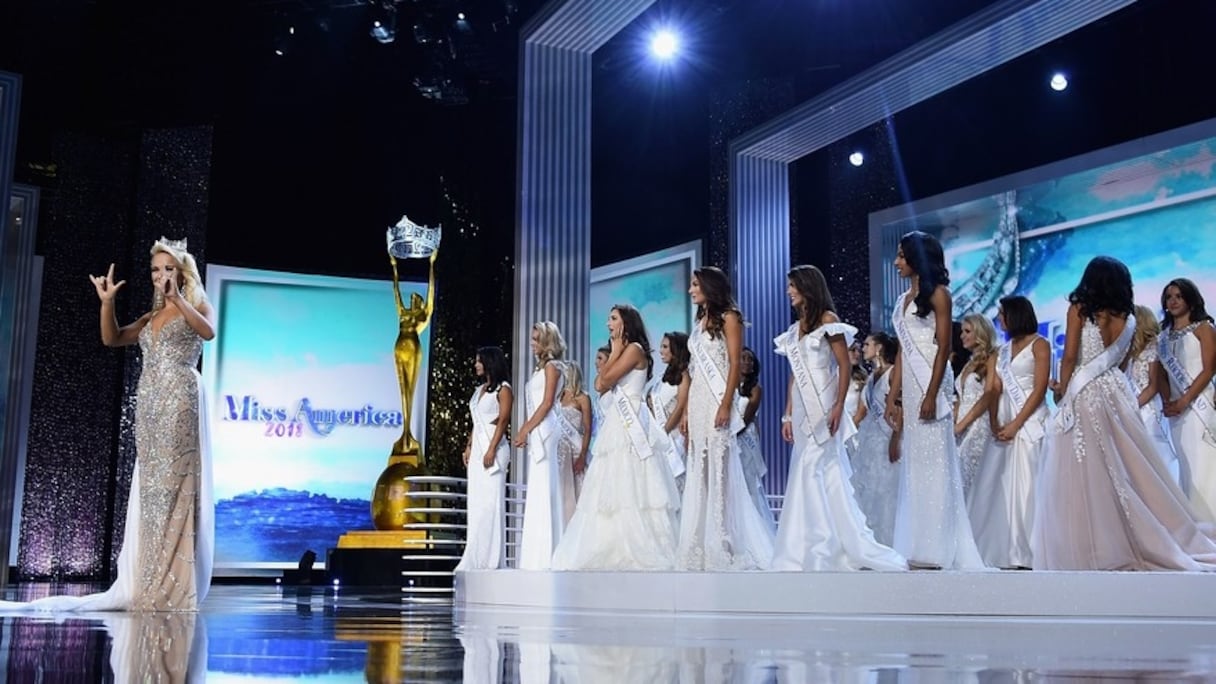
[336, 530, 428, 549]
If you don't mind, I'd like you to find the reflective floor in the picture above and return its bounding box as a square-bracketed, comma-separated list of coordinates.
[1, 584, 1215, 682]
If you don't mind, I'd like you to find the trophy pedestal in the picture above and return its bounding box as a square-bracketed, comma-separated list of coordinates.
[336, 530, 428, 549]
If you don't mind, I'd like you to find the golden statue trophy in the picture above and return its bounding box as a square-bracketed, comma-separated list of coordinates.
[339, 217, 442, 550]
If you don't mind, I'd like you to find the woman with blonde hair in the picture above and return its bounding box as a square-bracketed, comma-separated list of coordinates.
[1125, 304, 1182, 487]
[513, 321, 568, 569]
[954, 313, 998, 501]
[2, 237, 217, 612]
[557, 361, 592, 501]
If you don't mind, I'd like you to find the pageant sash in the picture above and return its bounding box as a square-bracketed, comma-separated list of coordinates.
[649, 385, 687, 478]
[1159, 321, 1216, 445]
[528, 367, 559, 464]
[613, 389, 654, 461]
[1058, 315, 1137, 433]
[556, 404, 583, 453]
[997, 343, 1045, 443]
[892, 294, 952, 420]
[689, 330, 746, 435]
[866, 372, 893, 437]
[782, 327, 832, 445]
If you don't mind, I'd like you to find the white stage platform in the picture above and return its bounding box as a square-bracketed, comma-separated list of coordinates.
[456, 569, 1216, 619]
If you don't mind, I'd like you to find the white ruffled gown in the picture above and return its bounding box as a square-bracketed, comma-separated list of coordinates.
[456, 383, 511, 571]
[771, 321, 906, 571]
[892, 294, 985, 570]
[551, 367, 681, 570]
[968, 342, 1047, 569]
[848, 369, 900, 547]
[517, 362, 566, 570]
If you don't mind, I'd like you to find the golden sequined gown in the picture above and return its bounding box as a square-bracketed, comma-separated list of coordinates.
[1, 315, 215, 612]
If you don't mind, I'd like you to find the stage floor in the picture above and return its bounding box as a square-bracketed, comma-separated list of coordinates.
[0, 582, 1213, 681]
[456, 568, 1216, 619]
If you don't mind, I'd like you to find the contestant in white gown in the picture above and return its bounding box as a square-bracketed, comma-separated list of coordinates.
[456, 346, 512, 571]
[514, 321, 571, 570]
[650, 331, 690, 493]
[954, 313, 997, 502]
[1124, 305, 1183, 488]
[737, 346, 777, 531]
[1035, 257, 1216, 570]
[887, 232, 985, 570]
[968, 296, 1049, 570]
[677, 267, 775, 570]
[848, 332, 901, 547]
[1161, 278, 1216, 520]
[552, 305, 681, 570]
[557, 361, 593, 501]
[771, 265, 905, 572]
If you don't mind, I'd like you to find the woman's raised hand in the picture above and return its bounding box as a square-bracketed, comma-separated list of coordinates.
[89, 264, 125, 302]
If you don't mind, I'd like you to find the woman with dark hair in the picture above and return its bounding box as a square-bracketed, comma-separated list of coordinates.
[456, 346, 513, 571]
[677, 267, 774, 570]
[1161, 277, 1216, 519]
[969, 296, 1049, 569]
[848, 332, 901, 547]
[886, 231, 984, 570]
[736, 347, 776, 531]
[1035, 256, 1216, 570]
[650, 332, 690, 493]
[552, 305, 680, 570]
[773, 265, 905, 571]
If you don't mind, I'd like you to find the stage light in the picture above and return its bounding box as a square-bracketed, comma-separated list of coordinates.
[457, 12, 466, 20]
[332, 578, 341, 587]
[370, 2, 397, 44]
[849, 151, 864, 167]
[1050, 72, 1068, 91]
[650, 29, 679, 60]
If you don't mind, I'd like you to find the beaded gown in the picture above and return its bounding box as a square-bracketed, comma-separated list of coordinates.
[954, 366, 993, 502]
[1125, 345, 1183, 488]
[455, 383, 511, 571]
[676, 324, 775, 570]
[1033, 317, 1216, 570]
[1, 315, 215, 612]
[556, 400, 587, 504]
[849, 369, 899, 547]
[892, 293, 985, 570]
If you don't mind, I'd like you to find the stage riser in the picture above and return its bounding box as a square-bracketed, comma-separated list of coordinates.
[456, 570, 1216, 619]
[327, 548, 457, 588]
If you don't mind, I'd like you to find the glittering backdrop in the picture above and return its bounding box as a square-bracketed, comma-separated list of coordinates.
[708, 78, 797, 270]
[18, 127, 211, 579]
[422, 179, 513, 477]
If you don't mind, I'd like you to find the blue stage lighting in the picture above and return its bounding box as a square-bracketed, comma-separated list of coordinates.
[650, 29, 679, 59]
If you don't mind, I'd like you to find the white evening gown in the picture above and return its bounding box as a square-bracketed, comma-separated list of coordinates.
[676, 325, 775, 570]
[551, 367, 681, 570]
[771, 322, 906, 571]
[892, 293, 985, 570]
[1162, 322, 1216, 519]
[650, 379, 688, 492]
[968, 342, 1046, 569]
[848, 370, 900, 548]
[954, 368, 993, 503]
[737, 395, 777, 532]
[1033, 318, 1216, 570]
[518, 362, 566, 570]
[1126, 345, 1183, 488]
[455, 383, 511, 571]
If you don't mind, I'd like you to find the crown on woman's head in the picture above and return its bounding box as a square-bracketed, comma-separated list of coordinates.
[158, 236, 189, 252]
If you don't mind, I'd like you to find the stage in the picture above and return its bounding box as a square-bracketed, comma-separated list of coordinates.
[456, 569, 1216, 619]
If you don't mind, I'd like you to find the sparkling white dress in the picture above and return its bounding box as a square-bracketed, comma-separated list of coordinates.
[968, 342, 1047, 569]
[1163, 322, 1216, 520]
[771, 322, 905, 571]
[892, 294, 985, 569]
[551, 366, 681, 570]
[1033, 318, 1216, 570]
[676, 326, 775, 570]
[0, 315, 215, 612]
[518, 362, 567, 570]
[954, 366, 993, 502]
[455, 383, 511, 571]
[737, 396, 777, 532]
[1126, 345, 1182, 488]
[650, 379, 688, 492]
[848, 369, 900, 547]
